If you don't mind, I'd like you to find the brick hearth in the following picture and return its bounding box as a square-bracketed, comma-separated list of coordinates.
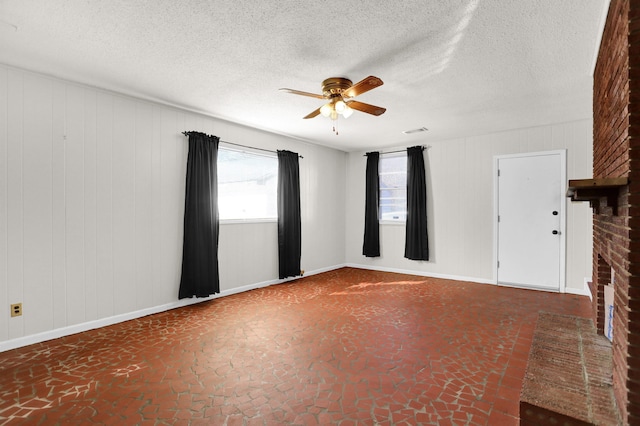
[520, 312, 620, 425]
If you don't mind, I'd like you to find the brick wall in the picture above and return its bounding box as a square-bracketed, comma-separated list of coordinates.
[594, 0, 630, 180]
[593, 0, 640, 423]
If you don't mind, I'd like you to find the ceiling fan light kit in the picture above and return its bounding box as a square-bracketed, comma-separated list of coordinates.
[280, 75, 386, 135]
[320, 98, 353, 119]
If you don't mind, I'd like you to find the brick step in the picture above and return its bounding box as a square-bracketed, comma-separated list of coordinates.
[519, 312, 620, 425]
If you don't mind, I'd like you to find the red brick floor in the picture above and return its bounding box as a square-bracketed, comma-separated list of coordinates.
[0, 267, 592, 425]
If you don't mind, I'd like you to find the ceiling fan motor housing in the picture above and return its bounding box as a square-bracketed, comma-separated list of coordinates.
[322, 77, 353, 98]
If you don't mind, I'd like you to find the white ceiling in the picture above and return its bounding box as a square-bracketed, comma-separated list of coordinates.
[0, 0, 607, 152]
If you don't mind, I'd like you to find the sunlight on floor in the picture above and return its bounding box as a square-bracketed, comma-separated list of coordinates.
[330, 280, 429, 296]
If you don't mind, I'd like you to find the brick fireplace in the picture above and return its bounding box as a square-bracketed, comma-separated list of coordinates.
[591, 0, 640, 423]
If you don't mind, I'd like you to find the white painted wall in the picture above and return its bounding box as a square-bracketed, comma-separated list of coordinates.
[0, 65, 346, 348]
[345, 120, 593, 293]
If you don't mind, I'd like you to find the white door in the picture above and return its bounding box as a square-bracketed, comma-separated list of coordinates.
[496, 151, 565, 291]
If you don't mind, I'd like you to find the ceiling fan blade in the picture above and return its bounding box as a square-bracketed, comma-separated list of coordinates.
[343, 76, 383, 98]
[347, 100, 386, 116]
[303, 107, 322, 119]
[279, 88, 325, 99]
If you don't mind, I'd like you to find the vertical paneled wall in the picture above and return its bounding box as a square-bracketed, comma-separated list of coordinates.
[344, 120, 593, 292]
[0, 65, 346, 345]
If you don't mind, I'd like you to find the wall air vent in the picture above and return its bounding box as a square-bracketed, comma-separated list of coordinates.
[402, 127, 429, 135]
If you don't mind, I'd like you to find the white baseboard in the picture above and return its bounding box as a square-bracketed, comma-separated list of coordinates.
[345, 264, 595, 299]
[276, 263, 348, 284]
[565, 287, 591, 298]
[564, 277, 592, 299]
[345, 263, 495, 285]
[0, 264, 346, 353]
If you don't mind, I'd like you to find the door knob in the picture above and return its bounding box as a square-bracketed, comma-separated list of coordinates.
[552, 230, 559, 235]
[552, 211, 558, 215]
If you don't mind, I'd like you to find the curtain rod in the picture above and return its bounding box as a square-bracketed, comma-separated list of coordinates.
[363, 145, 430, 156]
[182, 132, 303, 158]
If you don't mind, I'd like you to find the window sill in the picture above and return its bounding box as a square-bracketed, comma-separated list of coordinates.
[380, 220, 406, 226]
[220, 218, 277, 225]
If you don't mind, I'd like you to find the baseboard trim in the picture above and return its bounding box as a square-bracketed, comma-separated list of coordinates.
[344, 264, 592, 297]
[344, 263, 495, 285]
[0, 264, 346, 353]
[564, 277, 592, 298]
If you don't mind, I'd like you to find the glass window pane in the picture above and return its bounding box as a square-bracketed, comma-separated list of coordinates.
[218, 148, 278, 220]
[379, 154, 407, 221]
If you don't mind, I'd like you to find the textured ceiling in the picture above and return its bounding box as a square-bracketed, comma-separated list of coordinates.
[0, 0, 608, 151]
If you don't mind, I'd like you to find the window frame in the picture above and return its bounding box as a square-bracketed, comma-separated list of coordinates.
[217, 144, 278, 224]
[378, 152, 407, 225]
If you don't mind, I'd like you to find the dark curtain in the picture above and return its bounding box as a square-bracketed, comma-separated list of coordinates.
[277, 150, 301, 279]
[178, 132, 220, 299]
[405, 146, 429, 260]
[363, 151, 380, 257]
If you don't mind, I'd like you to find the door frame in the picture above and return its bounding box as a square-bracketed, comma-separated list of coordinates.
[492, 150, 567, 293]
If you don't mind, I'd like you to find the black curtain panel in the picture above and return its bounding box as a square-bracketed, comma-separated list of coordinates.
[277, 150, 301, 279]
[405, 146, 429, 261]
[363, 151, 380, 257]
[178, 132, 220, 299]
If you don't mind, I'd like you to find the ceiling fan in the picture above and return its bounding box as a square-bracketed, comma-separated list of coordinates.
[280, 76, 386, 133]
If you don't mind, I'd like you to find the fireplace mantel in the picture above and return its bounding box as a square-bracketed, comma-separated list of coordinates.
[567, 177, 629, 215]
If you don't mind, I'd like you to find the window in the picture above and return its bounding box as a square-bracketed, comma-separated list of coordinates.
[379, 154, 407, 222]
[217, 147, 278, 221]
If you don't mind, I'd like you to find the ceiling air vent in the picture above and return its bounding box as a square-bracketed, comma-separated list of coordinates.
[402, 127, 429, 135]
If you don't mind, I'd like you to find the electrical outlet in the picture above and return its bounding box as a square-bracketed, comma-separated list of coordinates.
[11, 303, 22, 317]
